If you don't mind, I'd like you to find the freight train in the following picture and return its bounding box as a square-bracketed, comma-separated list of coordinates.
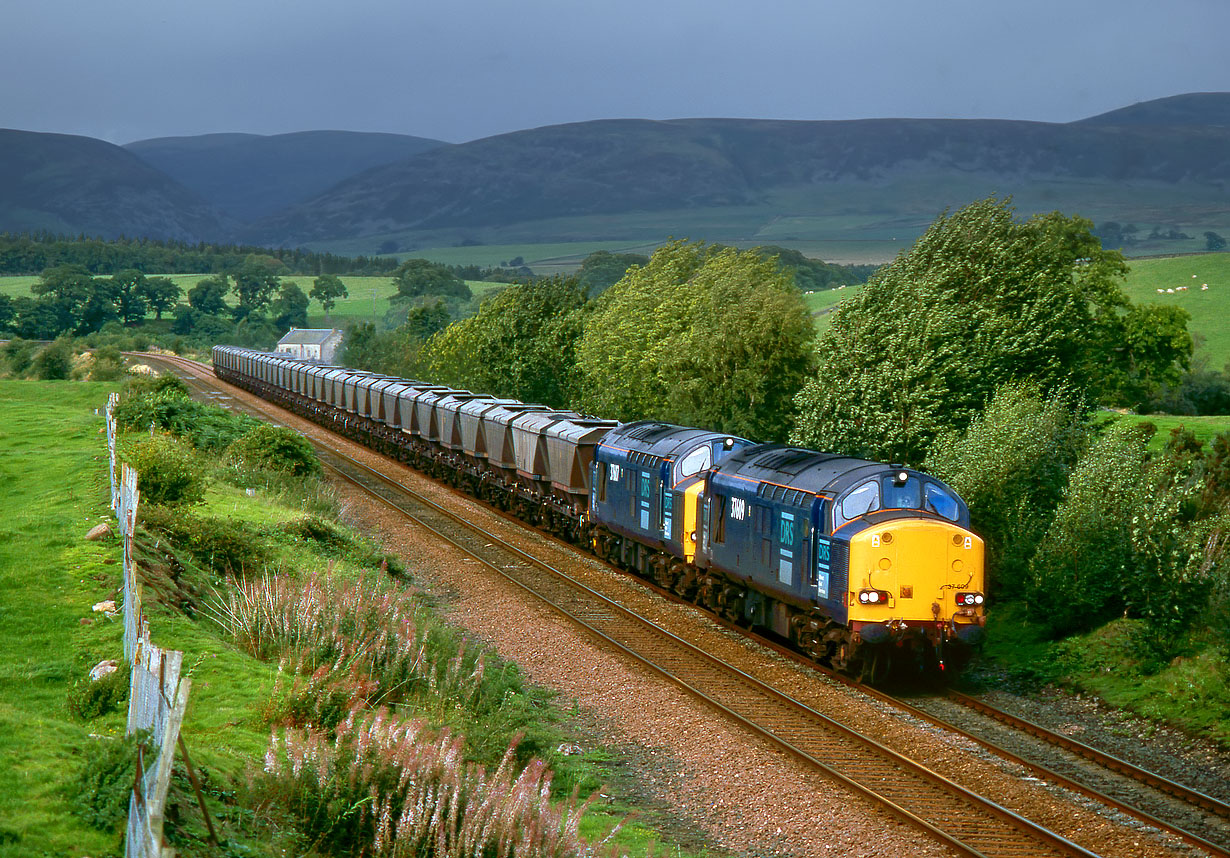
[213, 346, 986, 681]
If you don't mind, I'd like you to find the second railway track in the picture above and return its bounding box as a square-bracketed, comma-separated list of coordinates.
[136, 352, 1226, 858]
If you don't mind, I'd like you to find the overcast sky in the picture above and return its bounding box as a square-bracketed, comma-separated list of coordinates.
[3, 0, 1228, 145]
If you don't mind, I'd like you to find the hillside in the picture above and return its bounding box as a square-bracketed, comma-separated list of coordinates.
[247, 95, 1230, 250]
[0, 129, 234, 242]
[125, 130, 448, 221]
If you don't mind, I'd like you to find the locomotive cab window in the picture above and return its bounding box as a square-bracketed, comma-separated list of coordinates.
[677, 444, 711, 480]
[882, 474, 920, 510]
[836, 480, 880, 528]
[924, 482, 960, 521]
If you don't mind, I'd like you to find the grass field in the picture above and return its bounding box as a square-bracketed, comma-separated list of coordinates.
[1122, 253, 1230, 369]
[0, 380, 129, 855]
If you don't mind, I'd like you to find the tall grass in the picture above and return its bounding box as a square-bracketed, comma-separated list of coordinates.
[216, 571, 617, 856]
[262, 710, 610, 858]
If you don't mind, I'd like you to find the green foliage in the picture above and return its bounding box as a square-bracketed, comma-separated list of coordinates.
[188, 274, 231, 316]
[0, 337, 38, 375]
[391, 258, 472, 302]
[28, 336, 75, 379]
[226, 424, 321, 477]
[85, 344, 130, 382]
[576, 250, 649, 294]
[1025, 422, 1228, 642]
[126, 434, 208, 506]
[139, 275, 181, 319]
[269, 281, 309, 330]
[66, 661, 131, 721]
[926, 384, 1088, 599]
[115, 378, 259, 451]
[72, 731, 154, 833]
[231, 257, 284, 318]
[576, 240, 814, 442]
[422, 276, 587, 408]
[310, 273, 348, 316]
[792, 196, 1187, 463]
[140, 505, 272, 578]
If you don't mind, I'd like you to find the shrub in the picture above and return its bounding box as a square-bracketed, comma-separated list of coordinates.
[72, 730, 154, 833]
[0, 338, 38, 376]
[140, 505, 271, 578]
[280, 516, 406, 575]
[226, 423, 321, 477]
[126, 434, 207, 506]
[29, 337, 75, 379]
[1026, 421, 1152, 636]
[115, 382, 258, 452]
[927, 383, 1088, 599]
[66, 661, 131, 721]
[86, 345, 130, 381]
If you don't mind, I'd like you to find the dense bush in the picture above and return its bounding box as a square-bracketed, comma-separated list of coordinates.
[115, 378, 258, 451]
[65, 661, 131, 721]
[29, 337, 75, 380]
[140, 505, 271, 578]
[72, 730, 153, 833]
[926, 384, 1088, 599]
[126, 434, 207, 506]
[0, 338, 38, 376]
[226, 424, 321, 477]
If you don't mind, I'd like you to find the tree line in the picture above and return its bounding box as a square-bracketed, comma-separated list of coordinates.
[0, 232, 399, 276]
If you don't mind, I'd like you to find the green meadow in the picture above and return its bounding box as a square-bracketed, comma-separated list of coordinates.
[0, 381, 130, 855]
[1122, 253, 1230, 369]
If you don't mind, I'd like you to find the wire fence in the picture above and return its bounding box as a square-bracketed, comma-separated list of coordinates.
[106, 394, 192, 858]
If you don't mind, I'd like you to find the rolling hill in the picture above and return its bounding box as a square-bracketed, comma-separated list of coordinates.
[124, 130, 448, 222]
[5, 93, 1230, 256]
[0, 129, 234, 242]
[246, 95, 1230, 251]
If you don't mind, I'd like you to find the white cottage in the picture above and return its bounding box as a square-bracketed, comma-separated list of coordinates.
[275, 328, 344, 363]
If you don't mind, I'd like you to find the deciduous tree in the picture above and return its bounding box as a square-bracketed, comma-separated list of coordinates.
[310, 274, 349, 319]
[792, 197, 1188, 463]
[575, 241, 815, 442]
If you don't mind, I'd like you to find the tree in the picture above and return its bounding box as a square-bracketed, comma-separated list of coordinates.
[231, 259, 282, 318]
[139, 276, 181, 320]
[0, 294, 14, 332]
[422, 278, 588, 408]
[110, 269, 149, 325]
[792, 196, 1182, 464]
[188, 276, 230, 316]
[31, 264, 96, 333]
[310, 274, 349, 319]
[576, 251, 649, 294]
[270, 281, 309, 330]
[404, 299, 450, 342]
[1205, 231, 1227, 252]
[749, 246, 877, 291]
[390, 259, 471, 302]
[574, 241, 815, 442]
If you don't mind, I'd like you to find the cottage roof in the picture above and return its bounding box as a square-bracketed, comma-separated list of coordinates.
[276, 328, 341, 346]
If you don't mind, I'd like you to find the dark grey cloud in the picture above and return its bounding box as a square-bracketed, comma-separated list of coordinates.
[3, 0, 1228, 144]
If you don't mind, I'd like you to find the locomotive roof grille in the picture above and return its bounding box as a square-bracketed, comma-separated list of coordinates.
[624, 422, 679, 441]
[751, 448, 820, 474]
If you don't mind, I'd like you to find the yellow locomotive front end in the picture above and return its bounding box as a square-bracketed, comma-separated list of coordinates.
[844, 517, 985, 673]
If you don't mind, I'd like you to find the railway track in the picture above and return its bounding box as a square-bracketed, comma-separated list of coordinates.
[134, 353, 1223, 858]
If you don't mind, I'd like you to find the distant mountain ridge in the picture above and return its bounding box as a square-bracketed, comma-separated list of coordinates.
[0, 129, 234, 242]
[4, 93, 1229, 251]
[124, 130, 447, 222]
[247, 95, 1230, 247]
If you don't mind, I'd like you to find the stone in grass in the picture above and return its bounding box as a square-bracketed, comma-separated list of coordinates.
[85, 522, 112, 541]
[92, 600, 117, 614]
[89, 659, 119, 681]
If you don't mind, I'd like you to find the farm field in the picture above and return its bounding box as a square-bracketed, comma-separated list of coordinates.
[1122, 253, 1230, 370]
